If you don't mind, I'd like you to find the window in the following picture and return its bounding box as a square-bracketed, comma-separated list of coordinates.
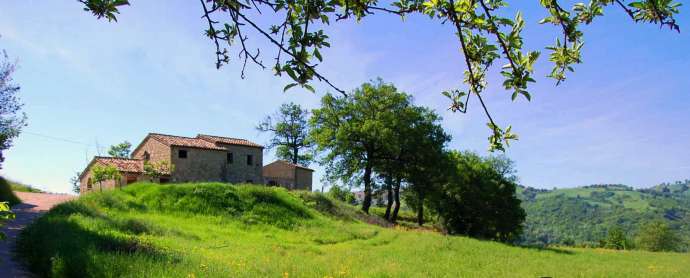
[87, 178, 92, 190]
[268, 181, 277, 186]
[178, 149, 188, 159]
[227, 152, 234, 164]
[246, 155, 253, 165]
[143, 151, 150, 161]
[246, 179, 254, 184]
[126, 176, 137, 184]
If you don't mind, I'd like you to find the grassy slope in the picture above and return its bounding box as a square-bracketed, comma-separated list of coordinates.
[8, 179, 44, 193]
[17, 183, 690, 277]
[0, 176, 21, 206]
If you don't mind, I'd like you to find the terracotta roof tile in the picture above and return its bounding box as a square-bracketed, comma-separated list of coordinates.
[269, 160, 314, 171]
[93, 157, 144, 173]
[149, 133, 226, 151]
[197, 134, 263, 148]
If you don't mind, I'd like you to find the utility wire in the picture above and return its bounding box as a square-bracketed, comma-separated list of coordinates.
[22, 131, 93, 146]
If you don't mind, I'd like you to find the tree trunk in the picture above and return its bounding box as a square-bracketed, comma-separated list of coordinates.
[362, 160, 373, 214]
[292, 145, 299, 165]
[392, 177, 401, 223]
[384, 174, 393, 220]
[417, 191, 425, 226]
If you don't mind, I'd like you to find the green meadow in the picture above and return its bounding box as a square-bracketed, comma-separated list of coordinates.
[17, 183, 690, 277]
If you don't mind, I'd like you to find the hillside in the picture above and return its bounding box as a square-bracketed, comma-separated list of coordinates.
[518, 180, 690, 249]
[16, 182, 690, 277]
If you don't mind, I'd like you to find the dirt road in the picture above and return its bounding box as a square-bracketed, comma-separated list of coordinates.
[0, 192, 75, 277]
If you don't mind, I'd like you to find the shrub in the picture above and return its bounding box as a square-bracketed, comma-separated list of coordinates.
[601, 227, 632, 250]
[427, 151, 525, 242]
[327, 186, 356, 204]
[635, 221, 681, 252]
[0, 176, 21, 206]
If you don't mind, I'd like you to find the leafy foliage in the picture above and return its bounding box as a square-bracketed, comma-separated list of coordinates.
[0, 50, 26, 169]
[311, 79, 418, 213]
[0, 201, 15, 240]
[78, 0, 682, 151]
[0, 176, 18, 240]
[636, 220, 682, 252]
[424, 151, 525, 242]
[143, 160, 175, 180]
[90, 164, 122, 190]
[70, 172, 82, 194]
[518, 181, 690, 251]
[257, 102, 314, 166]
[107, 141, 132, 158]
[0, 176, 21, 206]
[601, 226, 633, 250]
[326, 185, 356, 204]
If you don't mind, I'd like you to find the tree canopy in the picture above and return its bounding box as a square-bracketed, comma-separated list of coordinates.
[311, 80, 413, 213]
[107, 141, 132, 158]
[79, 0, 681, 150]
[0, 51, 26, 169]
[257, 102, 314, 166]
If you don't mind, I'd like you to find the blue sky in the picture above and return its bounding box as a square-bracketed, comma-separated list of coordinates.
[0, 1, 688, 193]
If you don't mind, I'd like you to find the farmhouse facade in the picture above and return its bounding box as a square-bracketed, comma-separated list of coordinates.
[263, 160, 314, 191]
[79, 133, 313, 193]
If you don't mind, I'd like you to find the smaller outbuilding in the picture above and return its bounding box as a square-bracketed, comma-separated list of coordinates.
[262, 160, 314, 191]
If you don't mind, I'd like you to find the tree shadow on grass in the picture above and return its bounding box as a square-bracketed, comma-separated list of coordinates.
[514, 244, 576, 255]
[15, 201, 178, 277]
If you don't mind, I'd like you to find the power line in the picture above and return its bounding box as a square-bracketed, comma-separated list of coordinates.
[22, 131, 93, 146]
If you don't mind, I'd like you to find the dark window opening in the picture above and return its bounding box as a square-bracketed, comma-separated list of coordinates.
[227, 152, 234, 164]
[87, 178, 92, 190]
[268, 181, 277, 186]
[143, 151, 150, 161]
[159, 177, 170, 184]
[246, 179, 254, 184]
[246, 155, 253, 165]
[178, 149, 188, 159]
[126, 176, 137, 185]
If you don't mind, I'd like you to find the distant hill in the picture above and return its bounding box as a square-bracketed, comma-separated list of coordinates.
[518, 180, 690, 250]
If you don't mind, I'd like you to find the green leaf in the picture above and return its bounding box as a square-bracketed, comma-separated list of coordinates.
[283, 83, 298, 92]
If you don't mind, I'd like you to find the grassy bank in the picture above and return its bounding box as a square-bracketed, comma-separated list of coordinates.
[17, 183, 690, 277]
[0, 176, 21, 206]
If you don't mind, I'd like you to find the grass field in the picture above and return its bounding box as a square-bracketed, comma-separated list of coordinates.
[17, 183, 690, 277]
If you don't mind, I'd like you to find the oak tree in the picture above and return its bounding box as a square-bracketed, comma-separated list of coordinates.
[257, 102, 315, 166]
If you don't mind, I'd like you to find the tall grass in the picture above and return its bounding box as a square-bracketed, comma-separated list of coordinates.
[16, 182, 690, 277]
[0, 176, 21, 206]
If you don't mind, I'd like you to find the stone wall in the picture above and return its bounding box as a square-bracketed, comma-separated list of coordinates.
[219, 144, 263, 184]
[170, 146, 226, 183]
[294, 168, 313, 191]
[80, 172, 141, 194]
[132, 136, 171, 163]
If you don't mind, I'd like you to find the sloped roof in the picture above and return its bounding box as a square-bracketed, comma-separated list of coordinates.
[79, 156, 144, 179]
[149, 133, 226, 151]
[94, 157, 143, 172]
[197, 134, 264, 148]
[265, 160, 314, 172]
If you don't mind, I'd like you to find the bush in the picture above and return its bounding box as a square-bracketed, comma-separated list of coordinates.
[327, 186, 356, 204]
[0, 176, 21, 206]
[635, 221, 681, 252]
[426, 151, 525, 242]
[600, 227, 632, 250]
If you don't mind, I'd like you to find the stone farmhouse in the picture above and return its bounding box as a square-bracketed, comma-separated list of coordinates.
[79, 133, 313, 193]
[263, 160, 314, 190]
